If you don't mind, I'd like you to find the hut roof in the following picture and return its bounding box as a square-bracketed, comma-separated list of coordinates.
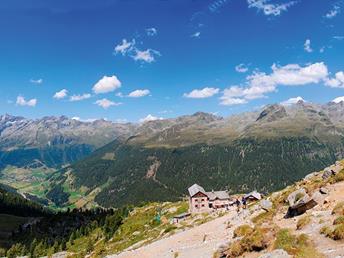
[244, 191, 262, 200]
[206, 191, 230, 201]
[188, 184, 206, 197]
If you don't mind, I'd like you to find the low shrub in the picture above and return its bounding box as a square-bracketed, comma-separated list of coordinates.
[226, 227, 270, 257]
[233, 225, 253, 238]
[333, 216, 344, 225]
[332, 224, 344, 240]
[274, 229, 323, 257]
[297, 215, 311, 230]
[332, 202, 344, 215]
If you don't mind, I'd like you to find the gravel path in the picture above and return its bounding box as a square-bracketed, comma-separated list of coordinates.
[107, 210, 247, 258]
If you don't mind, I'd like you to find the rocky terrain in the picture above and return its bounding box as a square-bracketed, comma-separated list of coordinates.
[106, 160, 344, 258]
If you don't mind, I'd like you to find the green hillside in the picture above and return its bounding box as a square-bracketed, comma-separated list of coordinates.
[49, 136, 343, 208]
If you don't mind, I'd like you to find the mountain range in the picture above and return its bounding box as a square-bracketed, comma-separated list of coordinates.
[40, 100, 344, 208]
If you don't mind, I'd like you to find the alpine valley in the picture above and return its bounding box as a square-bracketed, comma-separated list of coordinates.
[2, 100, 344, 209]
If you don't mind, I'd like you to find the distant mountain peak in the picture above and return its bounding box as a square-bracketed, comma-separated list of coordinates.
[256, 104, 287, 122]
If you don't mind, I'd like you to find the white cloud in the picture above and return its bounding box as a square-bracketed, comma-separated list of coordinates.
[115, 118, 128, 123]
[220, 96, 248, 106]
[30, 78, 43, 84]
[191, 32, 201, 38]
[281, 96, 305, 106]
[132, 49, 160, 63]
[116, 92, 124, 98]
[114, 37, 161, 64]
[92, 75, 121, 94]
[333, 36, 344, 40]
[94, 98, 122, 109]
[235, 63, 249, 73]
[114, 39, 135, 55]
[304, 39, 313, 53]
[53, 89, 68, 99]
[146, 28, 157, 36]
[325, 71, 344, 88]
[325, 5, 340, 19]
[184, 87, 220, 99]
[72, 117, 97, 122]
[247, 0, 296, 16]
[16, 96, 37, 107]
[220, 62, 329, 106]
[209, 0, 230, 12]
[128, 89, 150, 98]
[139, 114, 163, 123]
[332, 96, 344, 104]
[69, 93, 91, 102]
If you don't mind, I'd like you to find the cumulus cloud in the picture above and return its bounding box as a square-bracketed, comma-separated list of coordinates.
[114, 39, 135, 55]
[332, 96, 344, 104]
[191, 32, 201, 38]
[30, 78, 43, 84]
[325, 71, 344, 88]
[281, 96, 305, 106]
[16, 96, 37, 107]
[220, 62, 329, 106]
[94, 98, 122, 109]
[304, 39, 313, 53]
[247, 0, 296, 16]
[184, 87, 220, 99]
[92, 75, 121, 94]
[325, 5, 340, 19]
[235, 63, 249, 73]
[139, 114, 163, 123]
[53, 89, 68, 99]
[114, 38, 161, 64]
[132, 49, 160, 63]
[128, 89, 150, 98]
[146, 28, 157, 36]
[69, 93, 91, 102]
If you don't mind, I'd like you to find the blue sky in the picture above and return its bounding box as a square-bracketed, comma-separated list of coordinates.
[0, 0, 344, 123]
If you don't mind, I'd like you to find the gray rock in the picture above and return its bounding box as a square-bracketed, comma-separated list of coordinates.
[322, 167, 334, 179]
[260, 199, 273, 211]
[287, 188, 308, 207]
[259, 249, 292, 258]
[319, 187, 329, 195]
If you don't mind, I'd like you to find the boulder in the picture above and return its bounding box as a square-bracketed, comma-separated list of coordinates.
[322, 167, 334, 179]
[287, 188, 308, 207]
[322, 164, 343, 179]
[260, 199, 273, 211]
[286, 188, 318, 217]
[304, 172, 318, 181]
[319, 187, 329, 195]
[258, 249, 292, 258]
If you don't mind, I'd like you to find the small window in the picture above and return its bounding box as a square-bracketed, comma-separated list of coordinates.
[201, 204, 205, 207]
[195, 204, 198, 208]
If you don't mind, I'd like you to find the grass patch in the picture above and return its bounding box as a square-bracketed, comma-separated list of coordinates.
[296, 215, 311, 230]
[274, 229, 323, 257]
[225, 227, 271, 257]
[333, 216, 344, 225]
[332, 202, 344, 215]
[233, 225, 253, 238]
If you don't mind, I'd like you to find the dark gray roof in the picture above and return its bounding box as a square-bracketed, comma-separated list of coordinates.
[244, 191, 262, 200]
[206, 191, 230, 201]
[188, 184, 206, 197]
[173, 212, 191, 219]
